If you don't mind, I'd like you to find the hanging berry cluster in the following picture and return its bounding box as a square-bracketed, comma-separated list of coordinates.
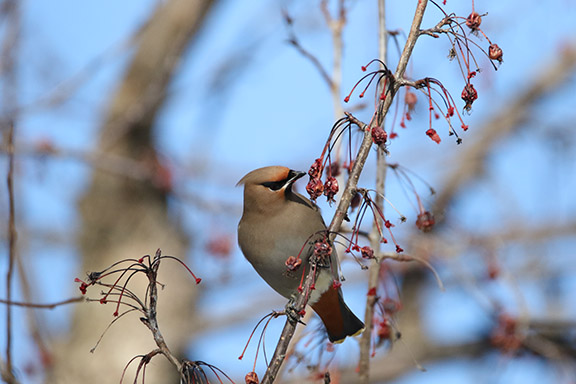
[343, 3, 503, 145]
[305, 117, 361, 204]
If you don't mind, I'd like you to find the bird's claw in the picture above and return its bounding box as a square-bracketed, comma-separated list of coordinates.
[285, 301, 306, 326]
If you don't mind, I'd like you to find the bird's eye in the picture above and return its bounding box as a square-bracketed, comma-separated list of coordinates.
[261, 180, 286, 191]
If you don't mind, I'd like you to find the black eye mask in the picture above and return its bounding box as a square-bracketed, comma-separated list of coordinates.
[261, 180, 287, 191]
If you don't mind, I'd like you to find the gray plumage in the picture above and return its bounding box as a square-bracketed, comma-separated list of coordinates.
[237, 166, 364, 343]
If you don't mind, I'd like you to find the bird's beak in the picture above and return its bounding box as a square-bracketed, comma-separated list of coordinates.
[287, 170, 306, 185]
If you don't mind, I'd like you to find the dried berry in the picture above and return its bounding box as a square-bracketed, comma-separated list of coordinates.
[461, 83, 478, 112]
[306, 178, 324, 201]
[489, 43, 503, 63]
[466, 12, 482, 31]
[245, 371, 259, 384]
[426, 128, 441, 144]
[371, 125, 388, 147]
[416, 211, 435, 232]
[308, 158, 323, 179]
[360, 246, 374, 259]
[285, 256, 302, 272]
[323, 176, 339, 203]
[314, 240, 332, 260]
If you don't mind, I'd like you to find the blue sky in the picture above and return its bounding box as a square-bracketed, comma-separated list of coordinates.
[2, 0, 576, 383]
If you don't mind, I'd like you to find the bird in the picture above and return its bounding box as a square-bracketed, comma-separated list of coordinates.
[237, 165, 364, 343]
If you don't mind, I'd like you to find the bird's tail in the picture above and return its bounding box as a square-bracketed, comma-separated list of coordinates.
[311, 287, 365, 344]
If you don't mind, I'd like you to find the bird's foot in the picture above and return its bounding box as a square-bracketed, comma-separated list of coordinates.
[285, 300, 306, 326]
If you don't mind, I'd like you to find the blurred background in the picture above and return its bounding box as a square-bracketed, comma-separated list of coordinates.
[1, 0, 576, 383]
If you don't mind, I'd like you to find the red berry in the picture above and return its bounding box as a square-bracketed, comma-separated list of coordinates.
[285, 256, 302, 272]
[466, 12, 482, 31]
[489, 43, 503, 63]
[245, 371, 259, 384]
[308, 158, 323, 179]
[306, 178, 324, 201]
[461, 83, 478, 112]
[416, 211, 435, 232]
[371, 125, 388, 147]
[323, 176, 339, 203]
[426, 128, 441, 144]
[360, 246, 374, 259]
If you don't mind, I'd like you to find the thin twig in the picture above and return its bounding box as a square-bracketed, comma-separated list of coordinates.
[144, 251, 181, 371]
[4, 121, 17, 384]
[0, 297, 84, 309]
[359, 0, 388, 381]
[2, 0, 19, 381]
[288, 38, 333, 90]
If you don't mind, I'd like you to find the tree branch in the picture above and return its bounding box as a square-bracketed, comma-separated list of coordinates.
[262, 1, 429, 382]
[359, 0, 389, 381]
[0, 297, 84, 309]
[1, 0, 19, 381]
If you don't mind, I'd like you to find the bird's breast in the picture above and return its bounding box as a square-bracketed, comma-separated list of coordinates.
[238, 206, 327, 299]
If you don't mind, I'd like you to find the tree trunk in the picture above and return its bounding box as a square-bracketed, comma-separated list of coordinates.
[47, 1, 214, 383]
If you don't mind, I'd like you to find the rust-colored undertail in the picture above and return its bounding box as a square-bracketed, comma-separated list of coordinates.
[311, 286, 365, 343]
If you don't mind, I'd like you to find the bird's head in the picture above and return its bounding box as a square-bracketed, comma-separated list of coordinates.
[237, 166, 306, 214]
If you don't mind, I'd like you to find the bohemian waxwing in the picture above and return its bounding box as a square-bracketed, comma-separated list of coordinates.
[237, 165, 364, 343]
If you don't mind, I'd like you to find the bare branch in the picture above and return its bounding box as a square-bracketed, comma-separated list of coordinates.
[1, 0, 19, 381]
[359, 0, 389, 381]
[2, 121, 17, 384]
[0, 297, 84, 309]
